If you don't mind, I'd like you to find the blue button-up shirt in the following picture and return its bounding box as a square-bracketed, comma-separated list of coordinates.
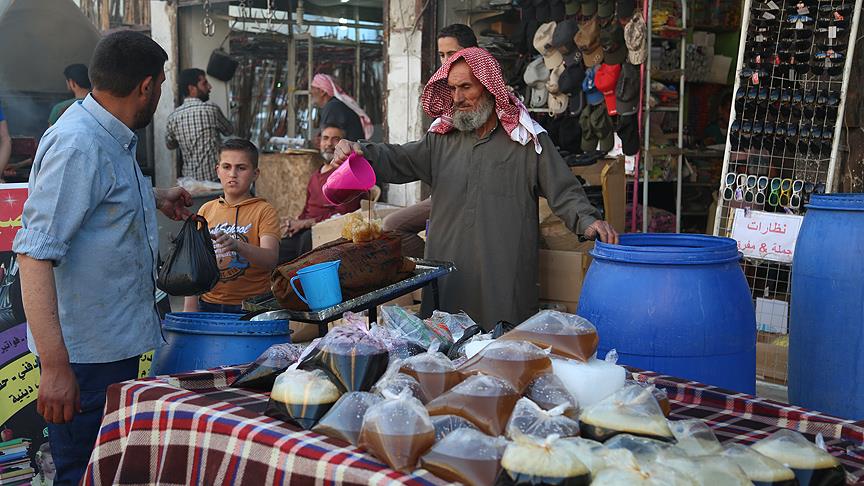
[13, 95, 162, 363]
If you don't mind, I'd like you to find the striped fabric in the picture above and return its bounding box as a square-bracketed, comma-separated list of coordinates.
[83, 366, 864, 485]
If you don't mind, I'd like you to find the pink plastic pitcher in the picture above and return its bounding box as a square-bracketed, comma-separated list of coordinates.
[323, 152, 377, 205]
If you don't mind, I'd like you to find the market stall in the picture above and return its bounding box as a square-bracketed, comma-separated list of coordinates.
[82, 362, 864, 485]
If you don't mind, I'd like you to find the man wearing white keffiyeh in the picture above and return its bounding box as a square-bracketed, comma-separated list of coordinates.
[329, 47, 618, 329]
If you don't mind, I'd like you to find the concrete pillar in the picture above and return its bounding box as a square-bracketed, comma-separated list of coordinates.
[150, 0, 178, 189]
[384, 0, 425, 206]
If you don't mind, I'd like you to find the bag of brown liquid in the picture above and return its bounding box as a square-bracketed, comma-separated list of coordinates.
[266, 368, 342, 430]
[500, 310, 599, 362]
[431, 414, 478, 440]
[358, 389, 436, 473]
[457, 340, 552, 393]
[399, 349, 463, 402]
[312, 391, 382, 445]
[506, 397, 581, 439]
[425, 374, 521, 437]
[301, 321, 389, 392]
[420, 428, 508, 486]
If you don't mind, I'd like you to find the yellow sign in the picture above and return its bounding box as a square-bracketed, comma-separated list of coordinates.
[139, 351, 154, 378]
[0, 352, 40, 425]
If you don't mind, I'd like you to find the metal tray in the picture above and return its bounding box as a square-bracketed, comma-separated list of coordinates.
[242, 258, 456, 323]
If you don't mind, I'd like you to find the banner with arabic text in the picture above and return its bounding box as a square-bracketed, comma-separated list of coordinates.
[730, 209, 804, 264]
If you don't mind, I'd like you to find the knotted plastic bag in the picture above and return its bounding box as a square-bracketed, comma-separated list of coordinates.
[230, 343, 302, 390]
[371, 360, 427, 403]
[425, 310, 477, 343]
[506, 397, 581, 439]
[498, 433, 592, 485]
[380, 305, 452, 350]
[668, 419, 723, 456]
[426, 374, 521, 437]
[751, 429, 845, 486]
[399, 348, 463, 402]
[266, 368, 342, 429]
[501, 310, 599, 361]
[525, 373, 580, 419]
[300, 320, 389, 392]
[627, 378, 672, 417]
[420, 428, 508, 486]
[457, 340, 552, 393]
[721, 444, 796, 485]
[431, 414, 478, 440]
[579, 383, 673, 442]
[157, 215, 220, 296]
[312, 391, 382, 445]
[369, 323, 427, 362]
[357, 389, 436, 472]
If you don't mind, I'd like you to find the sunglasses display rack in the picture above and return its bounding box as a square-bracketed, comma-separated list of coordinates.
[712, 0, 862, 384]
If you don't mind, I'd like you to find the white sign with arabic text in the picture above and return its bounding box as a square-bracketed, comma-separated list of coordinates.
[730, 209, 803, 263]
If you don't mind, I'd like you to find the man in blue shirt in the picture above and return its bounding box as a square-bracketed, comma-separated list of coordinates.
[13, 31, 191, 485]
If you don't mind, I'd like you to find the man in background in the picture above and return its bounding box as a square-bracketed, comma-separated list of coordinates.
[48, 64, 91, 126]
[278, 124, 361, 263]
[166, 68, 232, 181]
[310, 74, 373, 142]
[382, 23, 479, 257]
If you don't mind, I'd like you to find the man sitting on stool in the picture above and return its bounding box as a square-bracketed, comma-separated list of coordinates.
[278, 124, 361, 263]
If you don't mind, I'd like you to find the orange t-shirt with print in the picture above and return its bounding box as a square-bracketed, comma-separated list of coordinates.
[198, 196, 280, 305]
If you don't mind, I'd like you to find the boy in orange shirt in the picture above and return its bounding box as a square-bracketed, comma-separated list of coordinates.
[184, 139, 280, 313]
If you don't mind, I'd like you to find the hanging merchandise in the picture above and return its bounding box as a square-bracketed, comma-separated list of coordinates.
[524, 57, 551, 108]
[535, 21, 564, 70]
[625, 11, 649, 65]
[576, 17, 605, 67]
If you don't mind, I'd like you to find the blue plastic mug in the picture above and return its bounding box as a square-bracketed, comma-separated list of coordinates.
[289, 260, 342, 310]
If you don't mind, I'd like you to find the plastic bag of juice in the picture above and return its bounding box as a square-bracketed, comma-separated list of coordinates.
[312, 391, 382, 445]
[301, 320, 389, 392]
[266, 368, 341, 429]
[357, 389, 436, 473]
[399, 349, 463, 402]
[420, 428, 508, 486]
[501, 310, 599, 361]
[498, 432, 592, 485]
[751, 429, 846, 486]
[457, 340, 552, 393]
[230, 343, 302, 390]
[525, 373, 580, 420]
[506, 397, 581, 439]
[426, 374, 521, 437]
[579, 384, 673, 442]
[431, 414, 478, 441]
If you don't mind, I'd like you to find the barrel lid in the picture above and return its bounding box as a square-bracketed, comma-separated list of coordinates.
[163, 312, 291, 336]
[591, 234, 742, 265]
[806, 193, 864, 211]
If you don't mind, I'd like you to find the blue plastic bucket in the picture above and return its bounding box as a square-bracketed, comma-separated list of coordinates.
[290, 260, 342, 310]
[577, 234, 756, 394]
[789, 193, 864, 419]
[152, 312, 292, 376]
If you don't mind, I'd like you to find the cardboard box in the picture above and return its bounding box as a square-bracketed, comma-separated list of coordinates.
[570, 157, 627, 234]
[538, 242, 594, 313]
[311, 200, 402, 248]
[756, 342, 788, 383]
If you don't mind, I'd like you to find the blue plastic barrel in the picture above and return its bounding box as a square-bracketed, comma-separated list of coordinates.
[789, 193, 864, 419]
[577, 234, 756, 394]
[152, 312, 292, 375]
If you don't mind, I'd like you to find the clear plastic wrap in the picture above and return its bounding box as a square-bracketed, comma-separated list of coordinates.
[506, 398, 581, 439]
[498, 433, 592, 485]
[501, 310, 599, 361]
[301, 321, 389, 392]
[230, 343, 303, 390]
[525, 373, 580, 419]
[431, 414, 478, 441]
[380, 305, 452, 350]
[579, 384, 673, 442]
[751, 429, 845, 486]
[369, 324, 427, 362]
[266, 368, 342, 429]
[457, 340, 552, 393]
[426, 374, 521, 437]
[312, 391, 382, 445]
[419, 428, 508, 486]
[357, 389, 436, 473]
[426, 310, 477, 343]
[399, 350, 463, 402]
[626, 379, 672, 417]
[668, 419, 723, 456]
[721, 444, 797, 485]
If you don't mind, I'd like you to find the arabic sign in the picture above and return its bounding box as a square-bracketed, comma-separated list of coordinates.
[0, 352, 40, 425]
[0, 184, 27, 251]
[730, 209, 803, 263]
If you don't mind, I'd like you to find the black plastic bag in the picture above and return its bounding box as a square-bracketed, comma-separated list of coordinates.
[157, 215, 220, 296]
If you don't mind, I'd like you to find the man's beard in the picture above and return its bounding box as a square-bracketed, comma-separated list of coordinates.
[321, 150, 335, 162]
[197, 92, 210, 102]
[452, 94, 495, 132]
[133, 89, 160, 130]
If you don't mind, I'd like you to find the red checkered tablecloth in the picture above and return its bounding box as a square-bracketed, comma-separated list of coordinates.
[82, 366, 864, 485]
